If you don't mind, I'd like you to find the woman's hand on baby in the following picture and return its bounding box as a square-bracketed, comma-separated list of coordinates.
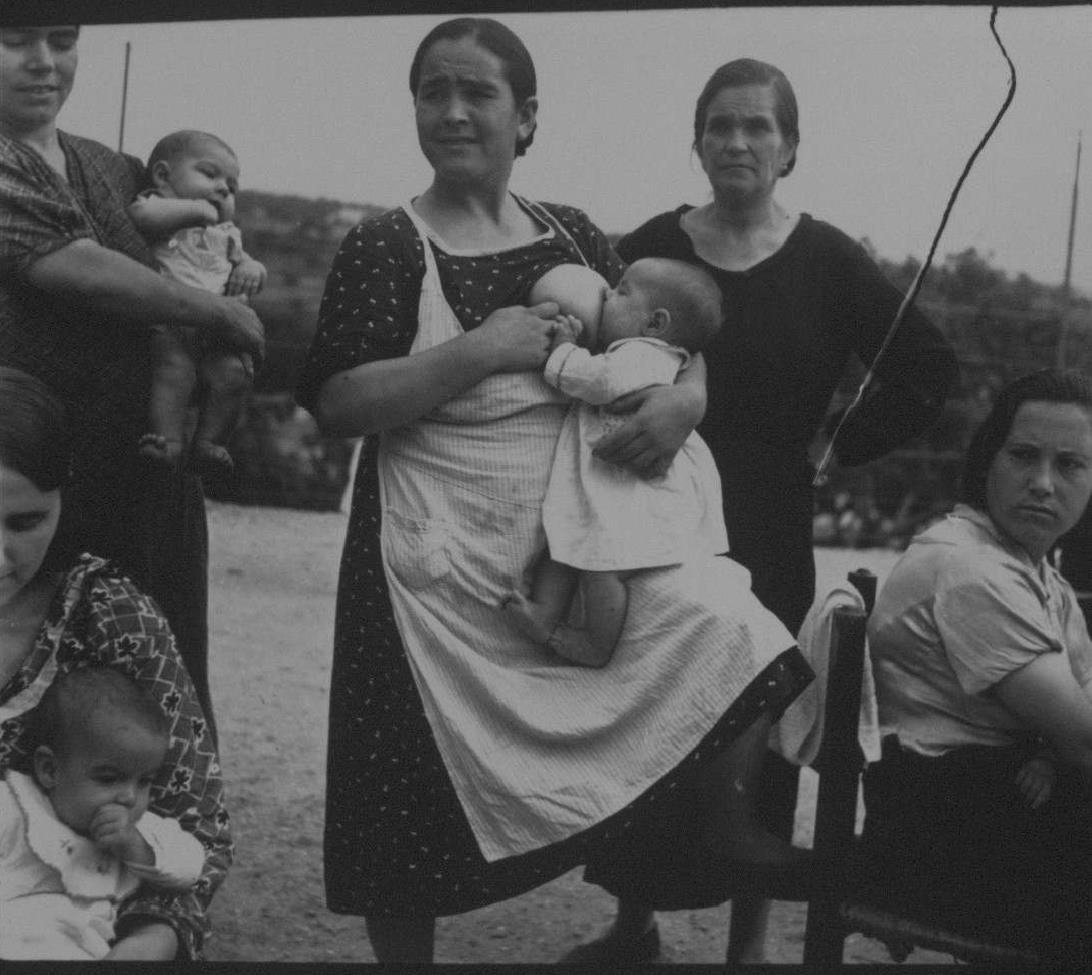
[1015, 756, 1056, 810]
[594, 384, 701, 478]
[89, 803, 154, 863]
[210, 295, 266, 365]
[473, 301, 561, 372]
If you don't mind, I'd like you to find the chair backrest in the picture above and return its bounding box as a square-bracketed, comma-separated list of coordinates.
[847, 567, 876, 614]
[801, 572, 873, 966]
[809, 571, 873, 867]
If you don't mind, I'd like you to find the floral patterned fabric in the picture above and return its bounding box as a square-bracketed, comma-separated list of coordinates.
[0, 555, 231, 959]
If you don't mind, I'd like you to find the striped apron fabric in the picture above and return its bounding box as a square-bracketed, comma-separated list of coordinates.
[376, 201, 796, 861]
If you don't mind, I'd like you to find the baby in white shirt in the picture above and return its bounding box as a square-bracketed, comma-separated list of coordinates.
[0, 667, 205, 960]
[504, 257, 727, 666]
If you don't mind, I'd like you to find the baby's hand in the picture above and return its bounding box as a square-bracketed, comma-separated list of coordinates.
[549, 314, 583, 350]
[226, 257, 267, 299]
[89, 803, 152, 862]
[1015, 756, 1055, 810]
[195, 200, 221, 225]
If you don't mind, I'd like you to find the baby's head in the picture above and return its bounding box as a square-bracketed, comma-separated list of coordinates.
[31, 668, 170, 836]
[599, 258, 723, 352]
[146, 129, 241, 223]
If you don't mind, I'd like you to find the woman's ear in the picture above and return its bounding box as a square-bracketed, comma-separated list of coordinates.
[34, 746, 59, 791]
[779, 140, 799, 178]
[517, 96, 538, 141]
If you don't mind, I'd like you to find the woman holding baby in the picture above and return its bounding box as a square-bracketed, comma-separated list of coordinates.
[0, 366, 231, 960]
[298, 16, 817, 963]
[0, 24, 264, 734]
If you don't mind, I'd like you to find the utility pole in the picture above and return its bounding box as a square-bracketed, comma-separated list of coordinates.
[1056, 132, 1082, 369]
[1059, 131, 1092, 592]
[1063, 131, 1082, 300]
[117, 42, 131, 153]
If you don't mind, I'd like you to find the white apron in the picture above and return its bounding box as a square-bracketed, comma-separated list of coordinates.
[378, 199, 796, 861]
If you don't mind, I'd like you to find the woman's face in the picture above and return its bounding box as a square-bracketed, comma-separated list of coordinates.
[0, 26, 78, 138]
[986, 400, 1092, 562]
[414, 36, 537, 188]
[0, 461, 60, 612]
[696, 83, 795, 206]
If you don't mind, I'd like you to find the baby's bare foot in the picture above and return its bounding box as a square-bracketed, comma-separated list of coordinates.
[138, 433, 183, 466]
[501, 591, 557, 644]
[191, 440, 235, 479]
[503, 595, 613, 666]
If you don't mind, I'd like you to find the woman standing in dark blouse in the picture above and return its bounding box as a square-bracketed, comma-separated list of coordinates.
[608, 57, 959, 963]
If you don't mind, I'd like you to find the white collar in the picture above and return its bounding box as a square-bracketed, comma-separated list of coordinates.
[7, 771, 131, 900]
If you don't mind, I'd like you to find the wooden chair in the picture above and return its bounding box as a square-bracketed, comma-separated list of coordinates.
[792, 568, 1041, 966]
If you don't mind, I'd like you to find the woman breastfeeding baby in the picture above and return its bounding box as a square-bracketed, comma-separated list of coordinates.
[297, 17, 815, 963]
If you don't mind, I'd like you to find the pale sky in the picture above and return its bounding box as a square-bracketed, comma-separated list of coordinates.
[62, 6, 1092, 294]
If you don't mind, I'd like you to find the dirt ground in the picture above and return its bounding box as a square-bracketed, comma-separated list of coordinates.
[202, 501, 951, 965]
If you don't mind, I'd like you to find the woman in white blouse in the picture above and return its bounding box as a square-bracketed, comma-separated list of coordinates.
[862, 368, 1092, 963]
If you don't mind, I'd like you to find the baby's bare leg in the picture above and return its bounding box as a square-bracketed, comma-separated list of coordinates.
[503, 556, 577, 644]
[140, 328, 196, 466]
[526, 570, 632, 668]
[192, 351, 253, 475]
[570, 570, 628, 666]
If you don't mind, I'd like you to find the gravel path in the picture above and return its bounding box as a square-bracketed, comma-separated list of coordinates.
[202, 501, 947, 965]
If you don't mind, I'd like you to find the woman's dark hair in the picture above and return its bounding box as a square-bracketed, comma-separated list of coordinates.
[693, 58, 800, 176]
[961, 369, 1092, 509]
[408, 17, 538, 157]
[0, 366, 69, 491]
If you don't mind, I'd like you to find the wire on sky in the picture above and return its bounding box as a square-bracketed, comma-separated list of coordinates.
[814, 6, 1018, 486]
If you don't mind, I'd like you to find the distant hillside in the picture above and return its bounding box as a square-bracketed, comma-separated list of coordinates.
[238, 188, 1089, 405]
[236, 190, 387, 392]
[224, 188, 1092, 520]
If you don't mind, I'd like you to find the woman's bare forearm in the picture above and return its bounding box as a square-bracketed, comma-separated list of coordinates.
[29, 239, 218, 326]
[104, 922, 179, 961]
[314, 301, 560, 437]
[315, 332, 501, 437]
[26, 239, 264, 356]
[997, 652, 1092, 775]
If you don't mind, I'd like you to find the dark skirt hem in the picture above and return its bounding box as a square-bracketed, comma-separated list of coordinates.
[324, 640, 812, 918]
